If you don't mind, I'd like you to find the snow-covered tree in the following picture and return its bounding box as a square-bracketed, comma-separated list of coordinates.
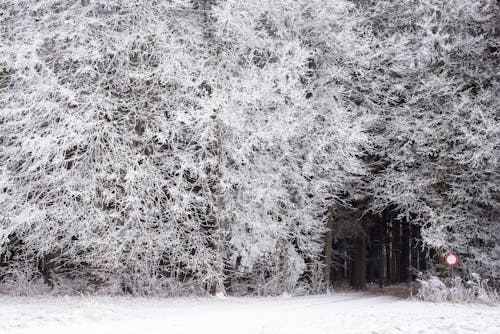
[0, 0, 497, 295]
[0, 0, 224, 294]
[212, 0, 367, 293]
[359, 0, 499, 279]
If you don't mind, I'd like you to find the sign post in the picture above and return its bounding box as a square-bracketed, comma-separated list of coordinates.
[445, 253, 459, 281]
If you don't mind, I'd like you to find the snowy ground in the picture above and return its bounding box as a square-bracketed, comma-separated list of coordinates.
[1, 293, 499, 334]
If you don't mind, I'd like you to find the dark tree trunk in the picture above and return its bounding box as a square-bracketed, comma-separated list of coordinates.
[366, 225, 376, 284]
[391, 219, 401, 283]
[420, 246, 427, 271]
[410, 224, 419, 278]
[344, 240, 350, 283]
[331, 241, 339, 282]
[352, 234, 366, 290]
[401, 219, 410, 282]
[378, 216, 385, 288]
[348, 257, 354, 287]
[280, 240, 290, 294]
[39, 251, 59, 288]
[323, 205, 334, 289]
[385, 212, 392, 283]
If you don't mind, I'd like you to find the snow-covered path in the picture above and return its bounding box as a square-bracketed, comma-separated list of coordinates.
[1, 293, 498, 334]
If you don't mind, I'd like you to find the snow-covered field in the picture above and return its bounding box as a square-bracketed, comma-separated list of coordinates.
[1, 293, 498, 334]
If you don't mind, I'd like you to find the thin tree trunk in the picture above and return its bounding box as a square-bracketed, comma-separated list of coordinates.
[211, 117, 226, 295]
[352, 233, 366, 290]
[391, 219, 401, 283]
[420, 246, 427, 271]
[366, 224, 376, 284]
[280, 239, 290, 294]
[385, 211, 391, 283]
[39, 250, 59, 288]
[323, 205, 334, 290]
[410, 224, 419, 278]
[401, 219, 410, 282]
[332, 240, 339, 282]
[345, 256, 350, 283]
[378, 216, 385, 288]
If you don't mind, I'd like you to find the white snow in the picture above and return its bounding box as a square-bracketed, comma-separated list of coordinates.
[1, 293, 499, 334]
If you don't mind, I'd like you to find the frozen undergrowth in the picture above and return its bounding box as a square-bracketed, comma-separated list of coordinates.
[417, 273, 499, 306]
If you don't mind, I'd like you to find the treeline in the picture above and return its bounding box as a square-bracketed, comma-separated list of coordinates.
[0, 0, 498, 295]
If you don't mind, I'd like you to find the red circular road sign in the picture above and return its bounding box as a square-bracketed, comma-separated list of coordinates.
[445, 253, 459, 267]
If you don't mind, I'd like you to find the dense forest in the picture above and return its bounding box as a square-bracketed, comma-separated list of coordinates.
[0, 0, 498, 296]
